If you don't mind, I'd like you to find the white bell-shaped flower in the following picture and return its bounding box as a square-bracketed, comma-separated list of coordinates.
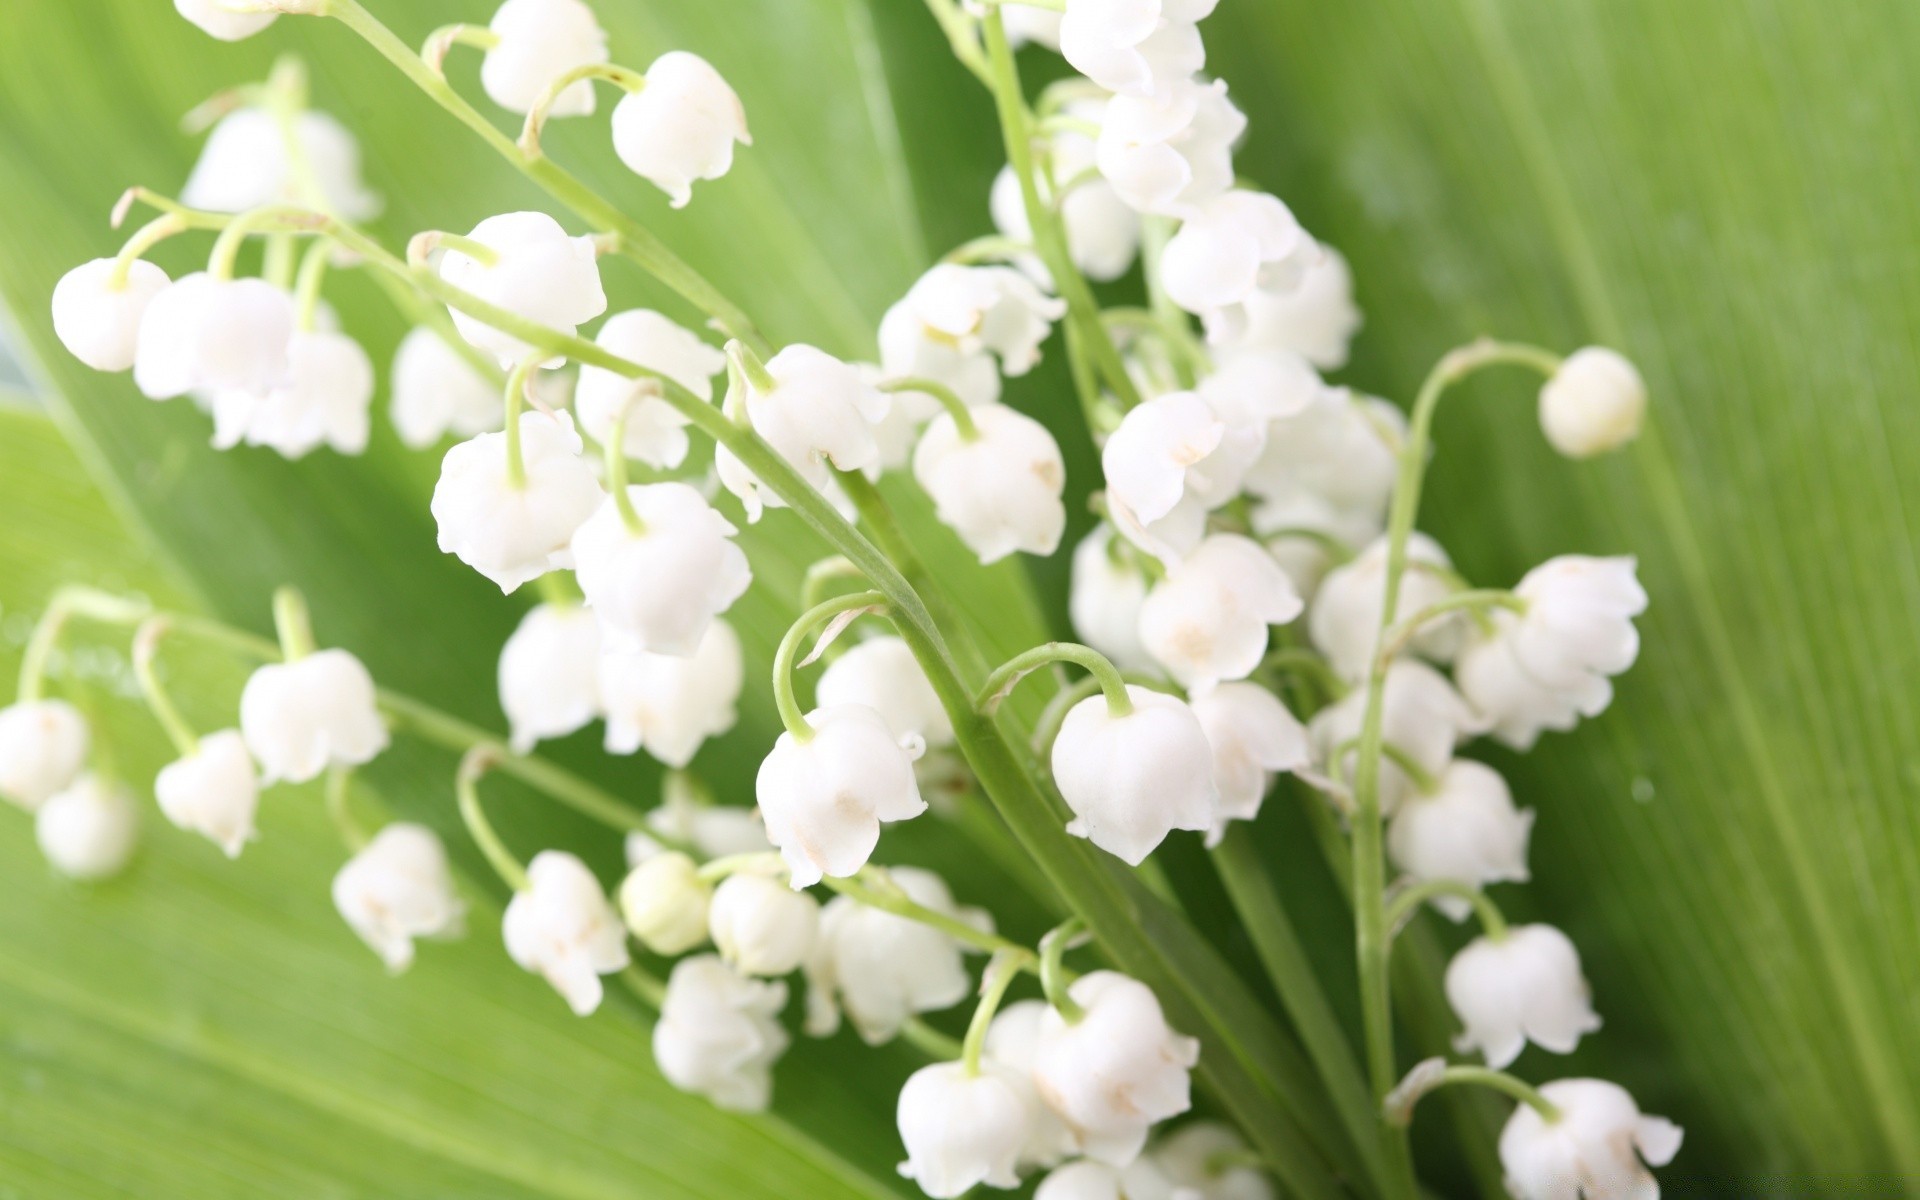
[133, 273, 293, 401]
[1453, 633, 1606, 752]
[331, 822, 465, 972]
[982, 1000, 1079, 1169]
[218, 330, 374, 458]
[1539, 347, 1646, 459]
[1498, 1079, 1682, 1200]
[1191, 683, 1308, 841]
[1223, 243, 1361, 370]
[1097, 76, 1245, 217]
[612, 51, 751, 208]
[1387, 759, 1533, 920]
[497, 602, 602, 753]
[433, 410, 604, 593]
[1059, 0, 1215, 97]
[240, 649, 389, 785]
[756, 704, 927, 888]
[914, 405, 1067, 564]
[599, 617, 742, 766]
[390, 328, 501, 449]
[480, 0, 609, 115]
[1139, 535, 1303, 691]
[617, 850, 711, 956]
[1101, 390, 1226, 563]
[1504, 556, 1647, 694]
[804, 866, 984, 1042]
[570, 482, 751, 655]
[503, 850, 629, 1015]
[1034, 1159, 1184, 1200]
[52, 258, 170, 372]
[728, 344, 890, 512]
[654, 954, 790, 1111]
[1069, 524, 1157, 674]
[708, 865, 820, 976]
[438, 212, 607, 364]
[897, 1061, 1029, 1198]
[1310, 533, 1464, 682]
[879, 305, 1002, 413]
[1162, 190, 1318, 342]
[1034, 971, 1200, 1164]
[1052, 685, 1217, 864]
[647, 791, 773, 860]
[991, 110, 1141, 284]
[183, 107, 381, 221]
[889, 264, 1068, 378]
[575, 309, 726, 469]
[154, 729, 259, 858]
[0, 700, 89, 812]
[1197, 346, 1330, 436]
[1309, 659, 1485, 814]
[1446, 923, 1601, 1068]
[36, 774, 137, 880]
[1241, 389, 1402, 518]
[1152, 1122, 1274, 1200]
[173, 0, 274, 41]
[816, 636, 953, 749]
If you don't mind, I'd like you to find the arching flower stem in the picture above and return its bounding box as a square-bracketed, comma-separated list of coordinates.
[1039, 917, 1087, 1023]
[977, 642, 1133, 718]
[520, 63, 647, 157]
[1385, 881, 1509, 942]
[879, 377, 979, 440]
[961, 950, 1025, 1076]
[772, 591, 891, 742]
[456, 745, 532, 892]
[131, 618, 199, 758]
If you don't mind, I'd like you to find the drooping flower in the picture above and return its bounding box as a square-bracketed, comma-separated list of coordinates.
[1446, 923, 1602, 1069]
[216, 329, 374, 458]
[1309, 533, 1465, 682]
[1308, 659, 1485, 814]
[707, 864, 821, 977]
[804, 866, 985, 1043]
[886, 264, 1067, 378]
[503, 850, 629, 1015]
[598, 617, 743, 766]
[896, 1061, 1030, 1198]
[646, 789, 773, 860]
[981, 1000, 1079, 1170]
[154, 729, 259, 858]
[612, 51, 752, 208]
[1498, 1079, 1682, 1200]
[497, 602, 602, 753]
[239, 649, 390, 785]
[331, 823, 466, 972]
[1221, 242, 1362, 371]
[1538, 347, 1646, 459]
[1101, 390, 1227, 563]
[1504, 556, 1648, 695]
[570, 482, 752, 655]
[133, 273, 294, 401]
[1240, 389, 1403, 519]
[1034, 971, 1200, 1165]
[913, 405, 1067, 564]
[479, 0, 610, 116]
[1151, 1122, 1275, 1200]
[1138, 534, 1303, 691]
[432, 410, 605, 593]
[35, 774, 137, 880]
[182, 107, 381, 221]
[51, 258, 170, 372]
[617, 850, 712, 956]
[725, 344, 890, 516]
[1161, 190, 1319, 343]
[574, 309, 727, 469]
[1387, 759, 1533, 920]
[879, 304, 1002, 411]
[1059, 0, 1215, 97]
[1096, 76, 1245, 217]
[173, 0, 275, 41]
[1051, 686, 1217, 864]
[0, 700, 89, 812]
[1453, 633, 1605, 751]
[1190, 683, 1309, 842]
[653, 954, 790, 1111]
[756, 704, 927, 887]
[437, 212, 607, 364]
[390, 327, 502, 449]
[1069, 524, 1157, 674]
[815, 636, 953, 750]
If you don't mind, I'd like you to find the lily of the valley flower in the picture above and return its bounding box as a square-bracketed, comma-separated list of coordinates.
[503, 849, 629, 1015]
[239, 648, 389, 785]
[1161, 190, 1319, 343]
[982, 1001, 1079, 1170]
[36, 773, 137, 880]
[653, 954, 790, 1111]
[173, 0, 275, 41]
[1068, 524, 1157, 675]
[391, 327, 502, 447]
[1190, 682, 1309, 842]
[183, 107, 381, 221]
[1059, 0, 1215, 98]
[1309, 532, 1465, 682]
[1538, 347, 1647, 459]
[913, 405, 1067, 564]
[815, 636, 954, 750]
[332, 822, 466, 972]
[1241, 389, 1403, 519]
[154, 729, 259, 858]
[1101, 390, 1227, 562]
[1454, 633, 1605, 751]
[497, 602, 602, 753]
[804, 866, 985, 1043]
[1032, 1158, 1184, 1200]
[1309, 659, 1485, 814]
[887, 264, 1067, 378]
[1498, 1079, 1682, 1200]
[1052, 685, 1217, 864]
[1096, 76, 1245, 217]
[896, 1061, 1030, 1198]
[134, 273, 294, 401]
[433, 411, 605, 592]
[1387, 759, 1533, 920]
[437, 212, 607, 364]
[726, 344, 889, 516]
[52, 259, 170, 372]
[480, 0, 610, 115]
[756, 703, 927, 887]
[1137, 534, 1303, 692]
[1446, 923, 1602, 1069]
[1153, 1122, 1276, 1200]
[1505, 556, 1647, 694]
[707, 863, 820, 977]
[215, 329, 374, 459]
[570, 482, 752, 654]
[598, 617, 743, 766]
[0, 700, 89, 812]
[1033, 971, 1200, 1165]
[1221, 242, 1362, 371]
[617, 850, 711, 956]
[574, 309, 727, 469]
[612, 52, 752, 208]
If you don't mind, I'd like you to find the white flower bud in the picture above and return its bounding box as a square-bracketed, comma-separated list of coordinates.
[1539, 347, 1646, 459]
[173, 0, 274, 41]
[433, 410, 605, 593]
[134, 273, 294, 401]
[1152, 1121, 1274, 1200]
[805, 867, 984, 1042]
[1069, 524, 1157, 674]
[497, 602, 602, 753]
[1059, 0, 1214, 97]
[1191, 683, 1308, 841]
[390, 328, 501, 449]
[0, 700, 89, 812]
[890, 264, 1067, 378]
[1498, 1079, 1682, 1200]
[1506, 555, 1647, 692]
[1139, 535, 1303, 692]
[654, 954, 789, 1111]
[598, 617, 743, 766]
[1222, 243, 1361, 371]
[880, 302, 1002, 411]
[756, 704, 927, 887]
[816, 636, 953, 750]
[218, 330, 374, 459]
[154, 729, 259, 858]
[617, 850, 711, 955]
[570, 482, 751, 655]
[1241, 389, 1402, 518]
[1387, 760, 1532, 919]
[1034, 971, 1200, 1164]
[1453, 633, 1607, 752]
[1446, 923, 1601, 1068]
[897, 1061, 1029, 1198]
[612, 52, 751, 208]
[1161, 191, 1317, 343]
[438, 212, 607, 365]
[504, 850, 629, 1015]
[331, 822, 465, 972]
[1102, 391, 1226, 563]
[1097, 77, 1245, 218]
[36, 774, 137, 880]
[729, 345, 890, 510]
[1309, 533, 1464, 682]
[708, 866, 819, 977]
[575, 309, 726, 469]
[982, 1000, 1079, 1169]
[240, 648, 389, 785]
[913, 405, 1067, 564]
[183, 108, 381, 221]
[480, 0, 609, 116]
[1309, 660, 1485, 814]
[52, 259, 170, 372]
[1052, 686, 1217, 864]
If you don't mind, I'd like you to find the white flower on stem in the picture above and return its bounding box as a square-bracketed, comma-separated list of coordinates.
[1162, 190, 1319, 344]
[982, 1000, 1079, 1169]
[612, 51, 751, 208]
[1034, 1159, 1184, 1200]
[154, 729, 259, 858]
[0, 700, 89, 812]
[888, 264, 1067, 378]
[1191, 683, 1309, 841]
[804, 866, 986, 1042]
[1222, 243, 1361, 371]
[480, 0, 610, 115]
[1241, 389, 1403, 519]
[1035, 971, 1200, 1165]
[1309, 659, 1485, 814]
[1446, 923, 1602, 1069]
[1453, 634, 1603, 752]
[1097, 76, 1245, 217]
[570, 481, 751, 654]
[433, 410, 605, 593]
[1153, 1122, 1274, 1200]
[134, 273, 294, 401]
[756, 704, 927, 888]
[240, 648, 389, 785]
[1059, 0, 1214, 97]
[437, 212, 607, 365]
[504, 850, 629, 1015]
[1138, 535, 1303, 692]
[726, 345, 889, 517]
[653, 954, 790, 1111]
[1539, 347, 1646, 459]
[1101, 390, 1225, 563]
[391, 328, 501, 449]
[1499, 1079, 1682, 1200]
[816, 636, 954, 750]
[1504, 556, 1647, 694]
[990, 108, 1142, 283]
[1069, 524, 1157, 674]
[218, 330, 374, 458]
[599, 617, 743, 766]
[647, 791, 772, 860]
[897, 1061, 1029, 1198]
[575, 309, 726, 469]
[1052, 685, 1217, 864]
[879, 305, 1002, 412]
[52, 259, 170, 372]
[173, 0, 274, 41]
[1387, 759, 1533, 920]
[709, 865, 820, 976]
[183, 107, 381, 221]
[914, 405, 1067, 564]
[497, 602, 602, 753]
[1197, 346, 1331, 434]
[1309, 533, 1464, 682]
[36, 774, 137, 880]
[332, 823, 466, 972]
[618, 850, 711, 956]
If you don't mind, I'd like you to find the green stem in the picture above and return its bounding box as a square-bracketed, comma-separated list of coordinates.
[604, 403, 647, 535]
[456, 746, 531, 892]
[208, 204, 327, 280]
[879, 378, 978, 441]
[977, 642, 1132, 718]
[725, 338, 777, 395]
[962, 951, 1024, 1074]
[1386, 880, 1508, 941]
[772, 591, 890, 741]
[1399, 1066, 1561, 1126]
[420, 22, 499, 75]
[110, 214, 187, 289]
[1261, 648, 1348, 705]
[798, 556, 868, 613]
[519, 63, 647, 156]
[619, 965, 668, 1009]
[942, 234, 1030, 265]
[131, 619, 199, 758]
[326, 765, 370, 852]
[1038, 918, 1085, 1022]
[821, 871, 1036, 962]
[900, 1016, 966, 1061]
[500, 353, 542, 489]
[1377, 589, 1523, 666]
[292, 236, 333, 332]
[272, 585, 316, 661]
[1265, 526, 1358, 565]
